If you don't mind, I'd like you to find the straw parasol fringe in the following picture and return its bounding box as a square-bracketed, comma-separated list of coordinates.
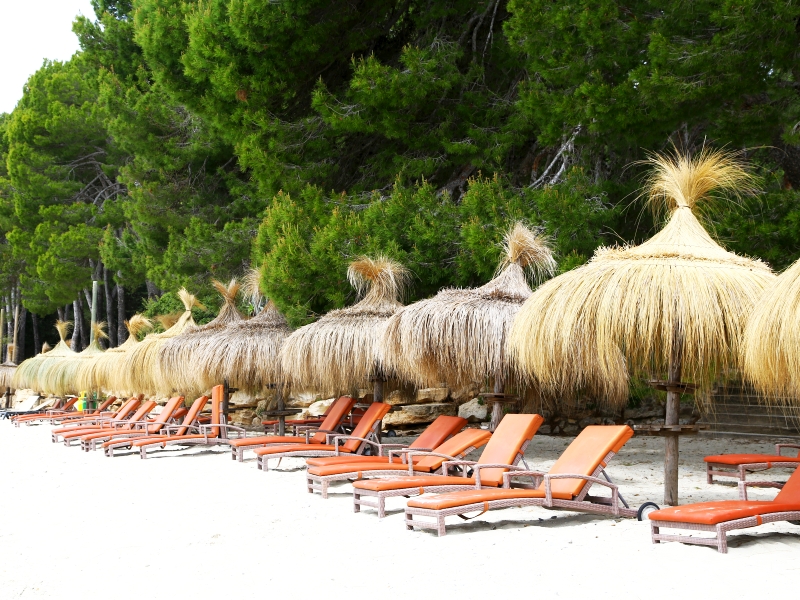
[509, 149, 774, 409]
[123, 289, 203, 396]
[381, 223, 555, 389]
[13, 321, 77, 392]
[281, 256, 409, 396]
[0, 345, 17, 392]
[741, 258, 800, 403]
[81, 315, 153, 395]
[156, 280, 245, 396]
[43, 322, 108, 396]
[196, 298, 292, 394]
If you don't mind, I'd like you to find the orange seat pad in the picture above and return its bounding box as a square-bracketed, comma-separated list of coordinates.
[253, 444, 355, 457]
[649, 501, 800, 525]
[228, 435, 311, 448]
[407, 487, 555, 510]
[352, 476, 479, 491]
[130, 434, 211, 447]
[704, 454, 800, 465]
[308, 461, 439, 476]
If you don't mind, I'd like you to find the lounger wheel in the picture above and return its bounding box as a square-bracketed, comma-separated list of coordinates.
[636, 502, 660, 521]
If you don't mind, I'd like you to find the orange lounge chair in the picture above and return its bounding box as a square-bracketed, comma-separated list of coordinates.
[228, 395, 357, 462]
[705, 444, 800, 483]
[51, 396, 142, 443]
[60, 399, 155, 447]
[649, 465, 800, 553]
[76, 397, 184, 451]
[48, 396, 117, 425]
[304, 415, 468, 498]
[262, 401, 332, 434]
[12, 397, 79, 426]
[118, 385, 247, 458]
[404, 425, 638, 536]
[253, 402, 392, 472]
[347, 414, 543, 515]
[102, 394, 209, 457]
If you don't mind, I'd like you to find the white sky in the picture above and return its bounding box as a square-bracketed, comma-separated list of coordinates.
[0, 0, 96, 114]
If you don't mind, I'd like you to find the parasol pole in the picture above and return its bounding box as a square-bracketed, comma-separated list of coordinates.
[664, 333, 683, 506]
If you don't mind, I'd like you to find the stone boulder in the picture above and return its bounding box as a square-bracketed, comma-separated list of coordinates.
[457, 397, 488, 423]
[307, 398, 335, 416]
[287, 390, 324, 408]
[383, 402, 456, 426]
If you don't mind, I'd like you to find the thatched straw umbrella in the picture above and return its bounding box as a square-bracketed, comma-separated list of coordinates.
[381, 223, 555, 429]
[78, 315, 153, 395]
[13, 321, 77, 392]
[123, 289, 203, 396]
[43, 323, 107, 396]
[0, 344, 17, 392]
[742, 258, 800, 403]
[281, 256, 409, 401]
[509, 149, 776, 505]
[157, 280, 245, 396]
[196, 277, 292, 394]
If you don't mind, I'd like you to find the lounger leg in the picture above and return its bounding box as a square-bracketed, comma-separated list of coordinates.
[306, 476, 314, 494]
[378, 496, 386, 519]
[716, 525, 728, 554]
[405, 512, 414, 531]
[738, 466, 747, 483]
[707, 463, 713, 484]
[320, 480, 328, 499]
[651, 523, 660, 543]
[437, 515, 446, 537]
[140, 447, 147, 459]
[354, 492, 361, 513]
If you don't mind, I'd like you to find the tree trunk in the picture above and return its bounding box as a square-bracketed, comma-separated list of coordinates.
[116, 283, 126, 344]
[0, 307, 5, 363]
[32, 313, 40, 356]
[15, 307, 26, 362]
[145, 280, 161, 299]
[664, 338, 684, 507]
[72, 300, 82, 351]
[12, 300, 20, 362]
[57, 306, 64, 322]
[103, 266, 116, 347]
[89, 280, 99, 344]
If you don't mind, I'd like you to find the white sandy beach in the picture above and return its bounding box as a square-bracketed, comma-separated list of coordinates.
[1, 423, 798, 600]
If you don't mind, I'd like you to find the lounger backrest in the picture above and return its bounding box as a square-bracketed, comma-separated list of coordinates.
[146, 396, 185, 433]
[93, 396, 116, 414]
[59, 397, 79, 412]
[409, 416, 467, 450]
[415, 428, 493, 472]
[475, 414, 544, 486]
[125, 400, 157, 427]
[112, 397, 141, 422]
[173, 396, 209, 436]
[541, 425, 634, 498]
[311, 396, 357, 444]
[205, 385, 223, 438]
[775, 466, 800, 503]
[341, 403, 391, 452]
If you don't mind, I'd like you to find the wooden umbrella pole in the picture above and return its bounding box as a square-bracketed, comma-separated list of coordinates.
[275, 381, 285, 436]
[664, 336, 684, 506]
[373, 378, 384, 403]
[490, 371, 505, 432]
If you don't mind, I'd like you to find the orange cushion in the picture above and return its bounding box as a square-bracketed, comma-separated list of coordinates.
[649, 501, 800, 525]
[307, 456, 393, 467]
[308, 461, 436, 477]
[473, 414, 543, 486]
[352, 476, 477, 492]
[704, 454, 800, 465]
[407, 487, 550, 510]
[253, 444, 354, 457]
[228, 435, 308, 448]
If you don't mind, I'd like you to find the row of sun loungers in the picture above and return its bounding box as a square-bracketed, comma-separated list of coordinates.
[9, 387, 800, 552]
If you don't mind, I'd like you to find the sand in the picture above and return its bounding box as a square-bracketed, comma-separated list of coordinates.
[1, 424, 798, 599]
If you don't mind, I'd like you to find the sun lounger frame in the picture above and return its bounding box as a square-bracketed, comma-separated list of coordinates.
[706, 444, 800, 483]
[650, 481, 800, 553]
[256, 421, 385, 472]
[404, 449, 636, 536]
[351, 445, 530, 517]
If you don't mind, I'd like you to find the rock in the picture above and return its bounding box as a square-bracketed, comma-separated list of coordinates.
[385, 389, 415, 406]
[286, 390, 323, 408]
[307, 398, 335, 417]
[457, 397, 488, 423]
[578, 416, 601, 428]
[383, 402, 456, 426]
[231, 409, 256, 427]
[450, 383, 480, 403]
[416, 387, 449, 403]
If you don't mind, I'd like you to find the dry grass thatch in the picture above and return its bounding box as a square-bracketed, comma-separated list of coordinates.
[42, 323, 108, 396]
[381, 223, 555, 388]
[13, 321, 77, 392]
[741, 258, 800, 402]
[156, 280, 245, 396]
[509, 148, 776, 408]
[77, 315, 153, 395]
[0, 345, 17, 391]
[196, 299, 292, 393]
[122, 289, 202, 395]
[280, 256, 409, 395]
